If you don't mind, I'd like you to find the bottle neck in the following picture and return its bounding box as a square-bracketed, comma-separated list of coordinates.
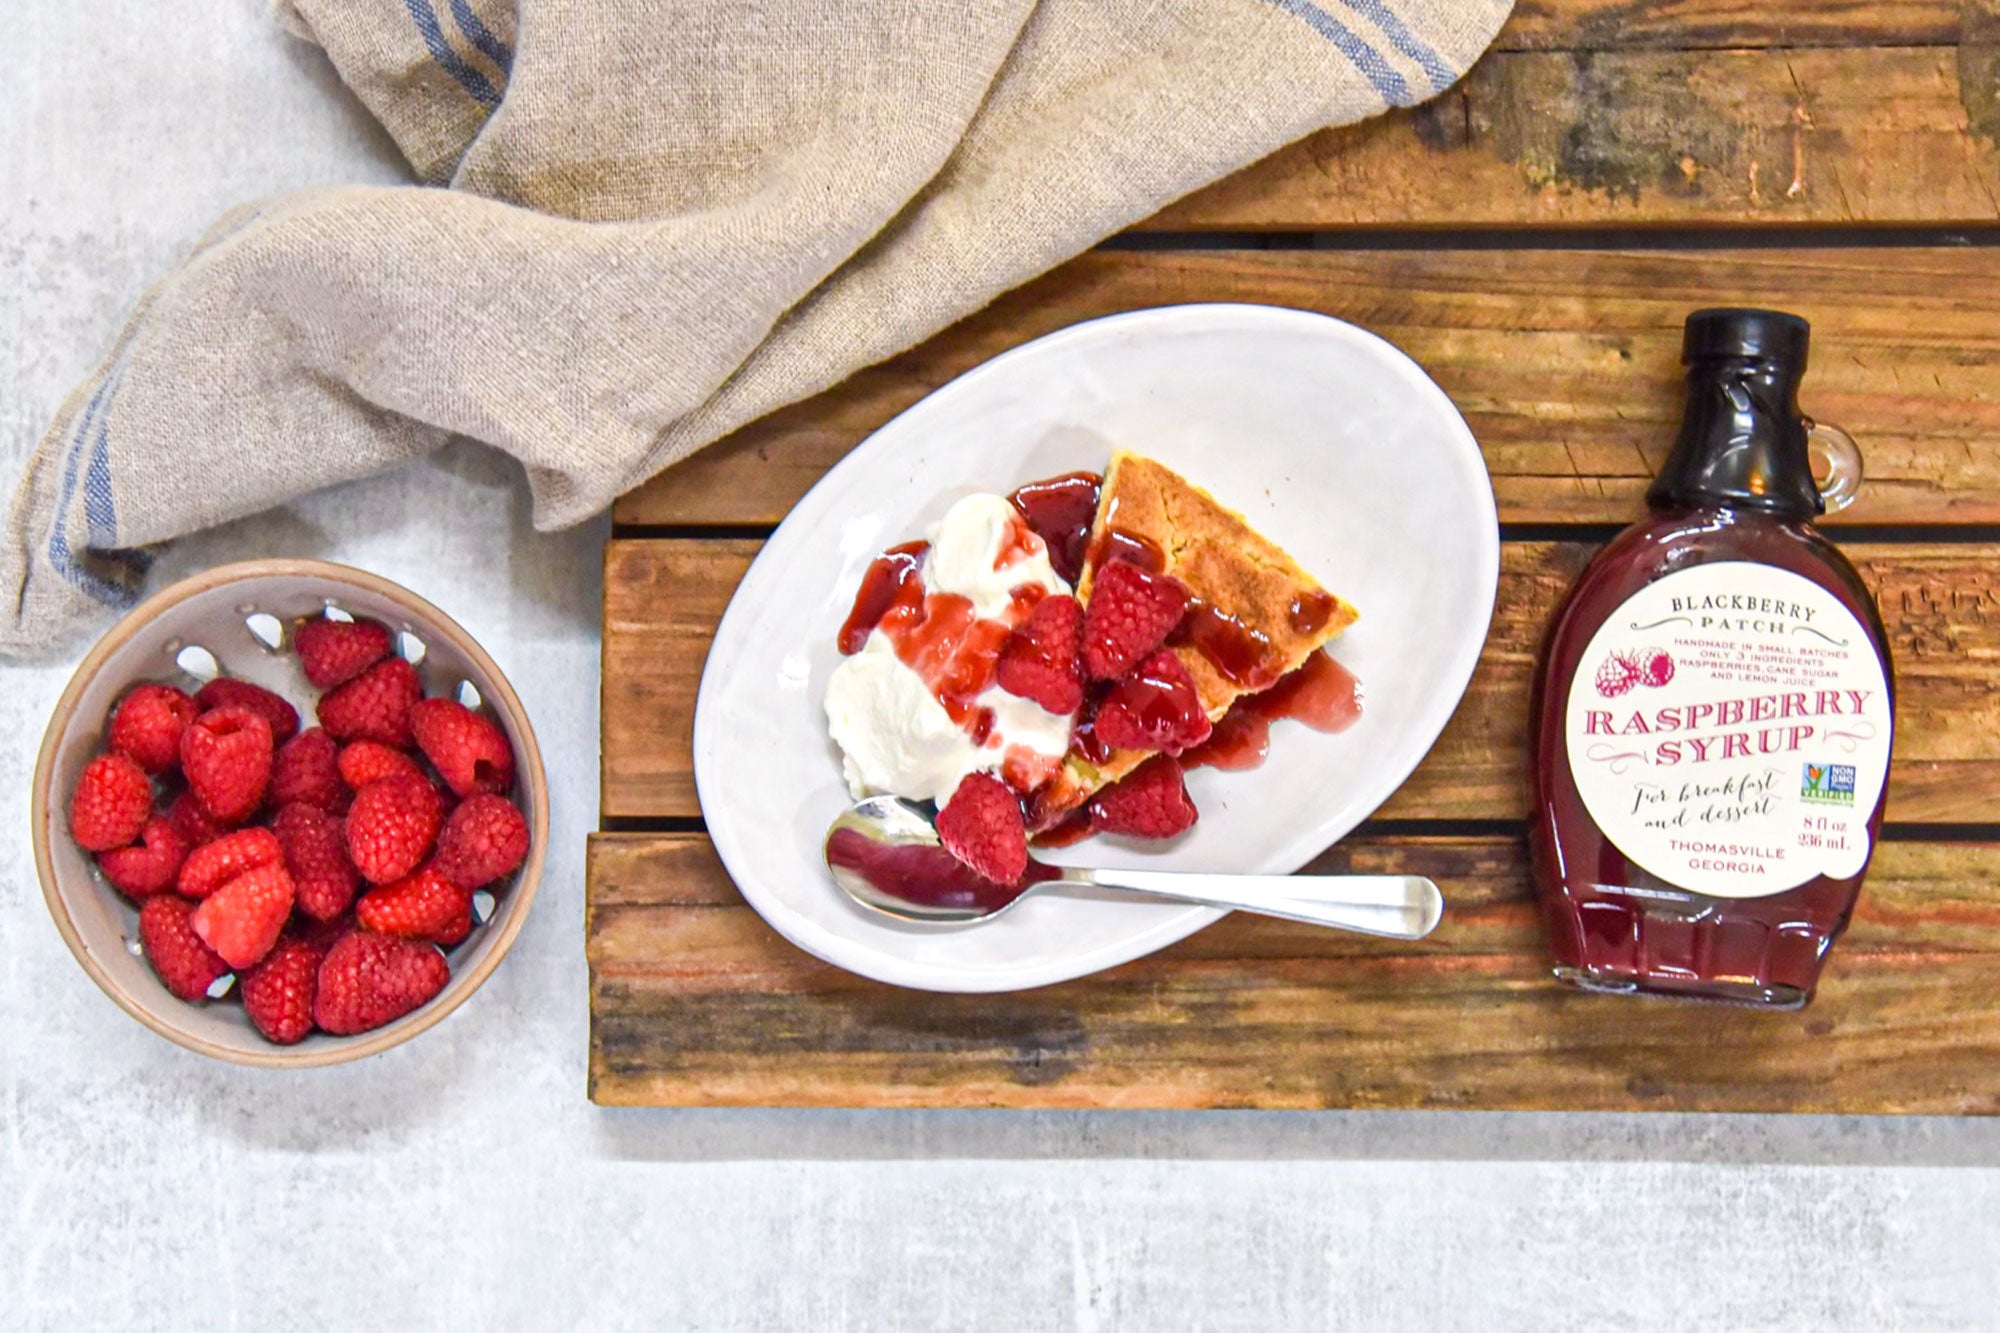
[1646, 359, 1822, 519]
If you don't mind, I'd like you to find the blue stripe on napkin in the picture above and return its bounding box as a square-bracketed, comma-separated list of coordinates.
[1334, 0, 1456, 92]
[47, 368, 138, 606]
[402, 0, 503, 108]
[1261, 0, 1413, 106]
[448, 0, 514, 74]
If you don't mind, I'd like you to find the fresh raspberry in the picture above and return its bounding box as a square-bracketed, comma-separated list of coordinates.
[935, 772, 1028, 885]
[177, 827, 283, 898]
[410, 698, 516, 797]
[138, 896, 231, 1001]
[357, 865, 474, 945]
[1639, 648, 1675, 688]
[294, 615, 393, 690]
[166, 790, 228, 847]
[180, 706, 274, 824]
[316, 656, 421, 747]
[68, 752, 152, 852]
[292, 910, 356, 953]
[269, 727, 348, 813]
[272, 803, 361, 922]
[345, 773, 444, 884]
[97, 817, 190, 899]
[432, 902, 474, 948]
[1595, 652, 1641, 698]
[337, 740, 425, 790]
[313, 931, 450, 1036]
[430, 793, 529, 889]
[190, 860, 295, 970]
[194, 678, 300, 747]
[1091, 650, 1213, 756]
[1088, 755, 1199, 839]
[995, 594, 1084, 715]
[239, 935, 324, 1045]
[1082, 560, 1189, 681]
[108, 683, 198, 774]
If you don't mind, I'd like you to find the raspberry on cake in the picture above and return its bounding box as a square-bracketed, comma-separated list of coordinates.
[1042, 450, 1358, 828]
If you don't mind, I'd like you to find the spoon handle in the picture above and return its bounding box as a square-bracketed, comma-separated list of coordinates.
[1076, 870, 1444, 939]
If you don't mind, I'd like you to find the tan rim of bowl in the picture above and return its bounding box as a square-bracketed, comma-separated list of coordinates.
[31, 558, 549, 1068]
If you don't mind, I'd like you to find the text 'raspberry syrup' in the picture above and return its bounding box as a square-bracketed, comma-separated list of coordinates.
[1529, 309, 1894, 1009]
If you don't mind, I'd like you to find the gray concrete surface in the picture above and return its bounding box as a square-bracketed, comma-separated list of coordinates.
[3, 4, 1997, 1328]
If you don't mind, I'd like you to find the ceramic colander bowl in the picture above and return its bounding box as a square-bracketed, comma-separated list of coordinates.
[31, 559, 548, 1066]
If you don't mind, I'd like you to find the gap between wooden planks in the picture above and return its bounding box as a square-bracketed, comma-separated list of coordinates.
[601, 539, 2000, 826]
[587, 832, 2000, 1111]
[614, 248, 2000, 531]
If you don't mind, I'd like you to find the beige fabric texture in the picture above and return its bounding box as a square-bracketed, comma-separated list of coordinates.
[3, 0, 1510, 655]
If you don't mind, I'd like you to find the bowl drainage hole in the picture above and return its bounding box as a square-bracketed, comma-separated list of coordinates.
[456, 680, 483, 710]
[397, 630, 427, 666]
[175, 644, 220, 681]
[245, 612, 284, 650]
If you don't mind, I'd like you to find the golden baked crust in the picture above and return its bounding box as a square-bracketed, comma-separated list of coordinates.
[1035, 451, 1357, 824]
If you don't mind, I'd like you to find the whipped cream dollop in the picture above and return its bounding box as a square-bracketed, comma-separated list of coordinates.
[826, 493, 1074, 805]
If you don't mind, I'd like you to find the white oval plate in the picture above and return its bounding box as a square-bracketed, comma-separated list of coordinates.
[693, 304, 1497, 993]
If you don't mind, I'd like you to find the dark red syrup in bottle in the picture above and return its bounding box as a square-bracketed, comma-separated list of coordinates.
[1529, 310, 1894, 1008]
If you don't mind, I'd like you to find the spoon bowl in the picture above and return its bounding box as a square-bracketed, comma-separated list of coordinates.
[825, 795, 1443, 938]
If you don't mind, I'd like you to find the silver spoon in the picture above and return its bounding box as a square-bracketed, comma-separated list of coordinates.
[824, 795, 1443, 939]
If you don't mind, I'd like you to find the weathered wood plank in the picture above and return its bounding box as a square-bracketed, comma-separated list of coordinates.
[586, 832, 2000, 1111]
[600, 538, 2000, 824]
[1153, 45, 2000, 230]
[615, 248, 2000, 529]
[1498, 2, 1963, 51]
[599, 539, 750, 820]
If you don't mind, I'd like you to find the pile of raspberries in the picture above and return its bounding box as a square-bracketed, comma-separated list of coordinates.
[65, 614, 530, 1044]
[941, 558, 1205, 885]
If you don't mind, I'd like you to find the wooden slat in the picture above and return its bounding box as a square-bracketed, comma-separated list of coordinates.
[586, 832, 2000, 1111]
[601, 538, 2000, 824]
[1153, 43, 2000, 230]
[1496, 3, 1964, 51]
[599, 538, 750, 819]
[614, 248, 2000, 530]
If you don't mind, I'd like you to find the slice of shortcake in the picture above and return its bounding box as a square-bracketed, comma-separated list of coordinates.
[1029, 451, 1358, 827]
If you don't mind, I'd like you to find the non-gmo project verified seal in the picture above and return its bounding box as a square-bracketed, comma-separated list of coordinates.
[1802, 763, 1857, 805]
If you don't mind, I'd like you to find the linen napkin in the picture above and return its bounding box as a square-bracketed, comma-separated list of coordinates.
[2, 0, 1510, 654]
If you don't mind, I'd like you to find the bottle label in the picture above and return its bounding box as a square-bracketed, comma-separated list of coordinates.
[1563, 562, 1891, 899]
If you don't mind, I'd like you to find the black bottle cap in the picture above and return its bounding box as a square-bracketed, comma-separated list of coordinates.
[1649, 308, 1821, 518]
[1683, 308, 1809, 370]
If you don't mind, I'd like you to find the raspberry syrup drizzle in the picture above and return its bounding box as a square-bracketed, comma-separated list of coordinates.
[838, 541, 928, 654]
[1009, 472, 1100, 584]
[1183, 652, 1363, 771]
[836, 524, 1051, 732]
[1170, 599, 1284, 691]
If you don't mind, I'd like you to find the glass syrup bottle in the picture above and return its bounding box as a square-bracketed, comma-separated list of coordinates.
[1528, 309, 1894, 1008]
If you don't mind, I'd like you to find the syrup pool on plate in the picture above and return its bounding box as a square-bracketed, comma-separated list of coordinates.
[1185, 651, 1364, 771]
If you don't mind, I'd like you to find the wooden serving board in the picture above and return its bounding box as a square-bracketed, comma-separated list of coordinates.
[589, 1, 2000, 1110]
